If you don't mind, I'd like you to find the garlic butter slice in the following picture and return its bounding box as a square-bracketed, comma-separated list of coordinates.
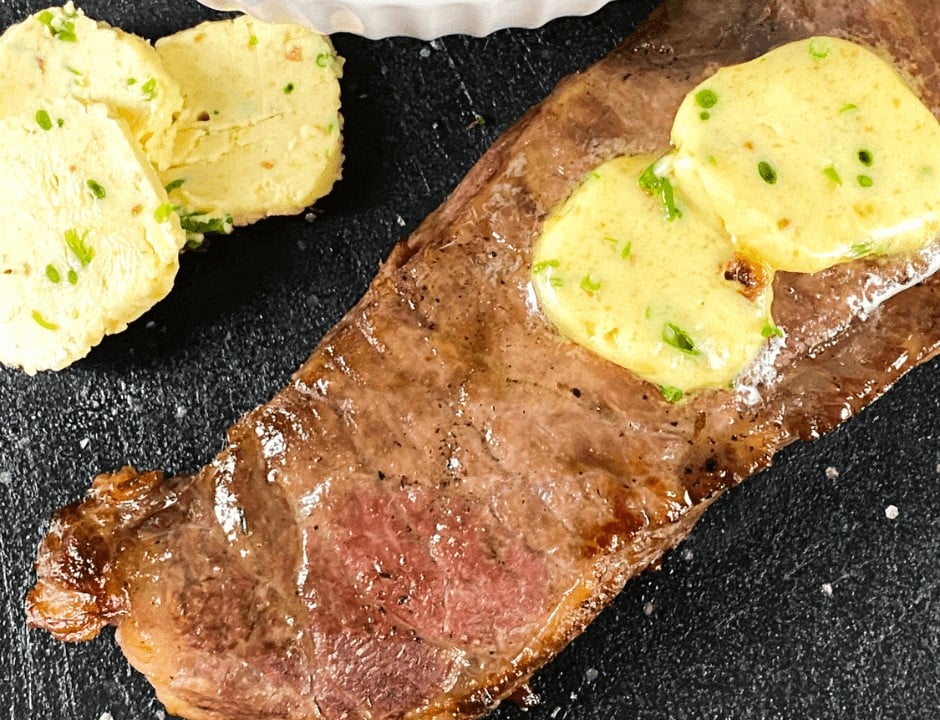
[0, 101, 186, 374]
[156, 15, 344, 227]
[0, 3, 184, 171]
[531, 155, 771, 394]
[671, 36, 940, 273]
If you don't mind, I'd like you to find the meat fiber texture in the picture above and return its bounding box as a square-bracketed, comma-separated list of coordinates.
[27, 0, 940, 719]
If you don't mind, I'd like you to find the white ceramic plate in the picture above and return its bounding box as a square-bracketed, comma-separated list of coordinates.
[197, 0, 617, 39]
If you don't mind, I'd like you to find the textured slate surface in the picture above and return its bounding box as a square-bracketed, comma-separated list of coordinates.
[0, 1, 938, 718]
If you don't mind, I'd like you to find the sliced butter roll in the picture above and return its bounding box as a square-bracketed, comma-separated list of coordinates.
[671, 36, 940, 273]
[531, 154, 772, 395]
[0, 3, 184, 171]
[156, 15, 344, 227]
[0, 100, 186, 374]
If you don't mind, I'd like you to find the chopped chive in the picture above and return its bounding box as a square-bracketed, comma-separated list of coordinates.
[45, 264, 60, 284]
[857, 174, 873, 187]
[659, 385, 684, 403]
[86, 179, 106, 199]
[695, 88, 718, 109]
[839, 103, 857, 113]
[707, 155, 718, 166]
[761, 320, 783, 338]
[164, 178, 186, 193]
[549, 277, 564, 287]
[699, 111, 711, 121]
[67, 66, 82, 76]
[32, 310, 58, 331]
[154, 203, 175, 223]
[638, 159, 681, 221]
[141, 78, 157, 101]
[758, 161, 777, 185]
[823, 166, 842, 185]
[67, 268, 78, 285]
[808, 38, 830, 60]
[248, 34, 258, 47]
[621, 240, 633, 259]
[857, 149, 873, 166]
[587, 171, 601, 181]
[127, 77, 137, 86]
[37, 10, 53, 27]
[850, 241, 874, 257]
[283, 82, 295, 94]
[64, 229, 94, 266]
[35, 109, 53, 131]
[56, 118, 64, 127]
[662, 323, 699, 355]
[315, 52, 331, 68]
[532, 259, 560, 273]
[56, 25, 76, 42]
[580, 275, 602, 293]
[178, 212, 233, 236]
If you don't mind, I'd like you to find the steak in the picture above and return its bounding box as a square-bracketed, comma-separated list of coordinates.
[26, 0, 940, 719]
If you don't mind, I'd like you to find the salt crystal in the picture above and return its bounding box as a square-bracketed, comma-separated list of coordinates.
[175, 405, 188, 419]
[99, 713, 114, 720]
[0, 471, 11, 486]
[396, 214, 406, 227]
[155, 712, 166, 720]
[79, 438, 90, 450]
[585, 667, 599, 682]
[681, 548, 694, 561]
[885, 504, 899, 520]
[549, 707, 561, 719]
[643, 601, 654, 617]
[825, 466, 840, 480]
[419, 47, 431, 58]
[821, 583, 833, 597]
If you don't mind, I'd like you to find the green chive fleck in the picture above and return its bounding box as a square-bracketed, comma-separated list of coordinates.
[532, 259, 560, 273]
[808, 38, 830, 60]
[316, 52, 331, 68]
[857, 149, 873, 166]
[839, 103, 858, 113]
[127, 77, 137, 86]
[621, 240, 633, 259]
[64, 229, 93, 266]
[638, 159, 682, 221]
[580, 275, 602, 293]
[32, 310, 58, 331]
[660, 385, 684, 403]
[549, 277, 564, 287]
[178, 212, 233, 236]
[695, 88, 718, 109]
[164, 178, 186, 193]
[248, 34, 259, 47]
[761, 320, 783, 338]
[67, 66, 82, 76]
[67, 268, 78, 285]
[35, 109, 53, 131]
[758, 161, 777, 185]
[823, 166, 842, 185]
[284, 83, 295, 94]
[154, 203, 175, 223]
[699, 111, 711, 121]
[662, 323, 698, 355]
[857, 174, 873, 188]
[56, 118, 64, 128]
[850, 241, 874, 257]
[45, 264, 60, 284]
[141, 78, 158, 101]
[86, 179, 106, 199]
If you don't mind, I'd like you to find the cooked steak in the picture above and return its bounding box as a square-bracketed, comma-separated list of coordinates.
[26, 0, 940, 719]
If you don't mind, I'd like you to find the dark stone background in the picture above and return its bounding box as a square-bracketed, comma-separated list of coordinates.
[0, 1, 937, 718]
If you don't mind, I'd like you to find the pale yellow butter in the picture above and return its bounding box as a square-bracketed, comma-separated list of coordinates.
[0, 3, 184, 171]
[156, 15, 343, 226]
[532, 155, 772, 394]
[0, 100, 185, 374]
[671, 36, 940, 273]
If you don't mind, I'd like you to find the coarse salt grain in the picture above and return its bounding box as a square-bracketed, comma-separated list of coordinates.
[643, 601, 654, 616]
[825, 466, 839, 479]
[885, 504, 899, 520]
[821, 583, 833, 596]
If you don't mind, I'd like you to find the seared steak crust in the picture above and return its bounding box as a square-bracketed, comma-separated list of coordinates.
[27, 1, 940, 719]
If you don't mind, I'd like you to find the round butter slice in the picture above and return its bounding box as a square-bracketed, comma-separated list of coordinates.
[156, 15, 343, 226]
[0, 101, 186, 374]
[0, 3, 184, 171]
[531, 155, 773, 394]
[671, 36, 940, 273]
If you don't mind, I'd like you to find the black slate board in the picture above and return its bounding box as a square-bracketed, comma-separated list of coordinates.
[1, 1, 938, 718]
